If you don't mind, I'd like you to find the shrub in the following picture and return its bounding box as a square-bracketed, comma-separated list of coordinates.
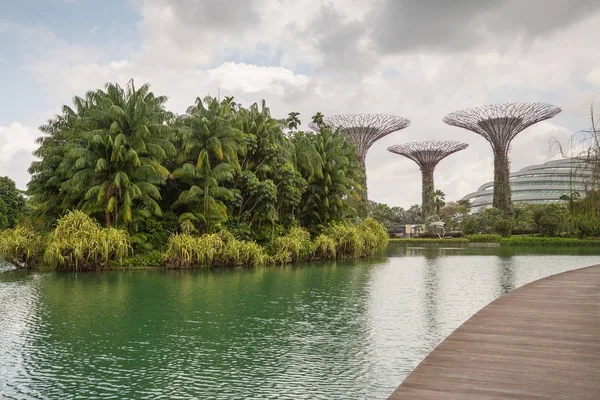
[271, 227, 314, 264]
[0, 225, 46, 268]
[164, 233, 223, 268]
[464, 234, 502, 243]
[313, 234, 337, 260]
[164, 230, 268, 269]
[360, 217, 389, 254]
[461, 216, 479, 235]
[44, 211, 131, 271]
[500, 236, 600, 246]
[323, 223, 364, 258]
[494, 218, 513, 237]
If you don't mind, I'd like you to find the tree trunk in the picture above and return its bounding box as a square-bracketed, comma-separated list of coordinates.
[358, 158, 369, 218]
[493, 150, 512, 215]
[421, 167, 435, 219]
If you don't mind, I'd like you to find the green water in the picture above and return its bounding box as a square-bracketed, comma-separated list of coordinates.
[1, 245, 599, 399]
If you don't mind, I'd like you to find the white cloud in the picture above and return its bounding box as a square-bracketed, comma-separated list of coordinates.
[0, 122, 38, 189]
[7, 2, 600, 207]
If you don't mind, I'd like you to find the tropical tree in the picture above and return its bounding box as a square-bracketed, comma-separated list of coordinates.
[171, 96, 244, 232]
[285, 112, 301, 131]
[29, 80, 174, 228]
[0, 177, 26, 229]
[434, 190, 446, 215]
[297, 126, 363, 232]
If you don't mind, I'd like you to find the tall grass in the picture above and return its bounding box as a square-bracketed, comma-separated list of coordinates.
[0, 225, 46, 268]
[44, 211, 131, 271]
[319, 218, 389, 259]
[271, 227, 314, 264]
[164, 230, 268, 268]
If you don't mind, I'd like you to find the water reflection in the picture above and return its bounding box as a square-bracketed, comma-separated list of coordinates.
[0, 246, 599, 399]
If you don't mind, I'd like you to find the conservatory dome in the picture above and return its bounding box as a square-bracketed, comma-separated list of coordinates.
[462, 158, 592, 212]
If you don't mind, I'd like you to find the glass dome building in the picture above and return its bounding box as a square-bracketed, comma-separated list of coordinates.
[462, 158, 592, 212]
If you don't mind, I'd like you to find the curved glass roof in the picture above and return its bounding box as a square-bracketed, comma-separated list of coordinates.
[462, 158, 593, 211]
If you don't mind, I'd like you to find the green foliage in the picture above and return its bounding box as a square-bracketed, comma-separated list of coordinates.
[163, 230, 268, 269]
[464, 234, 503, 243]
[313, 234, 337, 259]
[390, 238, 469, 245]
[44, 211, 131, 270]
[493, 218, 513, 237]
[0, 225, 46, 268]
[271, 227, 315, 264]
[118, 251, 164, 268]
[500, 236, 600, 246]
[533, 204, 569, 236]
[29, 80, 174, 229]
[571, 214, 600, 238]
[295, 127, 363, 233]
[0, 177, 26, 229]
[461, 216, 479, 235]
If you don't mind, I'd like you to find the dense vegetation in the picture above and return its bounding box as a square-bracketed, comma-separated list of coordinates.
[0, 80, 388, 270]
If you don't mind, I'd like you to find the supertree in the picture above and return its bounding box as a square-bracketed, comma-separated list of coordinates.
[309, 114, 410, 215]
[443, 103, 561, 215]
[387, 141, 468, 219]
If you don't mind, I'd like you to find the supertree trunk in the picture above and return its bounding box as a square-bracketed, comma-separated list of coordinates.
[358, 158, 369, 217]
[493, 149, 512, 215]
[421, 167, 435, 219]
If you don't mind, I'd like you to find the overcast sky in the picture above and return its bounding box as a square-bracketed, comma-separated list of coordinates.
[2, 0, 600, 207]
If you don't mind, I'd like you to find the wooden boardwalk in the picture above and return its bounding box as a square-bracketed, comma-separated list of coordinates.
[388, 264, 600, 400]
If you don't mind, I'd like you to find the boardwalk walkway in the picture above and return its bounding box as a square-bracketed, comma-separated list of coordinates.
[388, 264, 600, 399]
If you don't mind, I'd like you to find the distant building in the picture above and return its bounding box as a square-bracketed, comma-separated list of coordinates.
[462, 158, 591, 212]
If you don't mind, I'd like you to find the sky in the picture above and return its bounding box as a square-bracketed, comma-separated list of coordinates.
[2, 0, 600, 208]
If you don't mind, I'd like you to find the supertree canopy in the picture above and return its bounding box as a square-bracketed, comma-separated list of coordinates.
[309, 114, 411, 163]
[388, 141, 468, 218]
[443, 103, 561, 215]
[309, 114, 410, 216]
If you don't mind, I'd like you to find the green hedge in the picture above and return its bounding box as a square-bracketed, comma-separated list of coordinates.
[389, 238, 469, 245]
[464, 234, 503, 243]
[500, 236, 600, 247]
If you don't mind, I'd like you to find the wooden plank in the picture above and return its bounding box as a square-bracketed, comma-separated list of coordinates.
[388, 264, 600, 400]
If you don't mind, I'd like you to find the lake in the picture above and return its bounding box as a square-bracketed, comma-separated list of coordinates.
[1, 245, 599, 399]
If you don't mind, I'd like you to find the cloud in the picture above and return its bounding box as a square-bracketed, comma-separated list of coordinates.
[6, 0, 600, 207]
[0, 122, 38, 189]
[369, 0, 600, 55]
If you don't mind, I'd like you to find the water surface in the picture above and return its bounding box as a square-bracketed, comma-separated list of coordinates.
[1, 245, 599, 399]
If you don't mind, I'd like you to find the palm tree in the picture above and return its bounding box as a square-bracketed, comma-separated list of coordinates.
[311, 112, 324, 127]
[285, 112, 301, 131]
[29, 80, 174, 228]
[171, 96, 244, 232]
[297, 127, 362, 231]
[434, 190, 446, 215]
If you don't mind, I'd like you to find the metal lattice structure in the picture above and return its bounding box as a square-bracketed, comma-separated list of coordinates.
[310, 113, 410, 216]
[309, 114, 411, 163]
[443, 103, 561, 214]
[388, 141, 468, 218]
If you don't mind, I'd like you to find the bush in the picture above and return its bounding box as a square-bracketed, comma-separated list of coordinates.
[271, 227, 314, 264]
[461, 216, 479, 235]
[360, 217, 389, 254]
[118, 251, 164, 268]
[323, 223, 364, 258]
[500, 236, 600, 246]
[0, 225, 46, 268]
[163, 230, 268, 269]
[572, 214, 600, 238]
[313, 234, 337, 260]
[494, 218, 513, 237]
[464, 234, 502, 243]
[44, 211, 131, 271]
